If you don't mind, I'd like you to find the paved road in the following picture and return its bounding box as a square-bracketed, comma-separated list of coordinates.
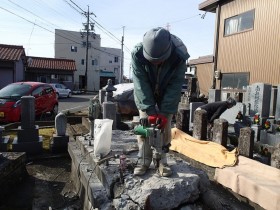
[58, 93, 97, 113]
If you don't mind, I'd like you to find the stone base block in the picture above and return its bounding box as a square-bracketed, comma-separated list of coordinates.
[251, 124, 262, 142]
[12, 137, 43, 155]
[50, 135, 69, 153]
[0, 137, 10, 152]
[17, 126, 39, 143]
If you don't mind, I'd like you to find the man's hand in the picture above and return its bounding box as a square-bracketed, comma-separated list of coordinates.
[148, 114, 168, 129]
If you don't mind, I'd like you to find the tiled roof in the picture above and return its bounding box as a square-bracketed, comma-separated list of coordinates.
[0, 44, 25, 61]
[27, 56, 77, 71]
[189, 55, 214, 65]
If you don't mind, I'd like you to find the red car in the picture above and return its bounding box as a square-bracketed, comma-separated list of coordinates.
[0, 82, 58, 123]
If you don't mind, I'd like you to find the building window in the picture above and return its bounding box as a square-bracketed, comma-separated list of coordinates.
[224, 9, 255, 36]
[109, 60, 112, 64]
[114, 57, 119, 63]
[221, 73, 249, 90]
[81, 59, 85, 65]
[92, 59, 98, 65]
[71, 46, 77, 52]
[114, 68, 118, 73]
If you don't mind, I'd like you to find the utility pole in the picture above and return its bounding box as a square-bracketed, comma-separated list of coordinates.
[81, 6, 95, 91]
[120, 26, 125, 84]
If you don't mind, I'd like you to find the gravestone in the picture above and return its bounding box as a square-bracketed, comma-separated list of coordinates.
[271, 143, 280, 169]
[193, 109, 207, 140]
[249, 83, 271, 118]
[102, 79, 116, 102]
[251, 124, 262, 142]
[13, 96, 42, 154]
[260, 131, 280, 147]
[99, 89, 106, 104]
[212, 119, 228, 147]
[103, 102, 117, 130]
[55, 113, 67, 136]
[0, 126, 3, 141]
[51, 112, 69, 153]
[176, 108, 190, 133]
[88, 97, 102, 138]
[221, 92, 230, 101]
[270, 87, 278, 117]
[238, 127, 254, 158]
[189, 102, 205, 130]
[243, 86, 251, 116]
[208, 89, 221, 103]
[275, 85, 280, 121]
[102, 79, 117, 129]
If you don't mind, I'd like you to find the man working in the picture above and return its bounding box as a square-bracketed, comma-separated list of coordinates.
[131, 27, 190, 177]
[197, 97, 237, 138]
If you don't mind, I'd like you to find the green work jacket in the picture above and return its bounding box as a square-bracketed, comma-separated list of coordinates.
[131, 35, 190, 116]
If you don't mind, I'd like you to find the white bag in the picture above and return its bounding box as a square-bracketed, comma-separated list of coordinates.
[93, 119, 113, 157]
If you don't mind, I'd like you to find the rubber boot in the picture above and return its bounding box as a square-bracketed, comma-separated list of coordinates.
[134, 137, 152, 176]
[158, 153, 172, 177]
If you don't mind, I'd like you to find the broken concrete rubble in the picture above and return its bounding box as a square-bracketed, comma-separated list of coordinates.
[68, 129, 210, 209]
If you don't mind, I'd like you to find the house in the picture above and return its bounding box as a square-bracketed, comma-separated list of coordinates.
[55, 29, 121, 91]
[25, 56, 76, 90]
[192, 0, 280, 96]
[0, 44, 26, 89]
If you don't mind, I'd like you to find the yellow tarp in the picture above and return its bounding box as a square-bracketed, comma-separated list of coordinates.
[170, 128, 238, 168]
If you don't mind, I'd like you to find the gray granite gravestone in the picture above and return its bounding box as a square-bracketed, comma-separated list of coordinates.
[270, 87, 278, 117]
[250, 83, 271, 118]
[238, 127, 254, 158]
[189, 102, 205, 130]
[13, 96, 42, 154]
[212, 118, 228, 147]
[275, 85, 280, 121]
[88, 97, 102, 138]
[242, 85, 252, 116]
[193, 109, 207, 140]
[102, 79, 117, 102]
[208, 89, 221, 103]
[103, 102, 116, 130]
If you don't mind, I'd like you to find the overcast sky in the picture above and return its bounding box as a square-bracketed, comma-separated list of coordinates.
[0, 0, 215, 77]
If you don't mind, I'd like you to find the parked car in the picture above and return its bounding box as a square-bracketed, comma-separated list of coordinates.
[50, 83, 72, 98]
[0, 82, 58, 123]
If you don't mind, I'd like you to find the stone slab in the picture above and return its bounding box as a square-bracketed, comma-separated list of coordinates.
[12, 137, 43, 155]
[68, 130, 210, 209]
[68, 141, 111, 210]
[50, 135, 69, 153]
[220, 102, 246, 125]
[17, 126, 39, 143]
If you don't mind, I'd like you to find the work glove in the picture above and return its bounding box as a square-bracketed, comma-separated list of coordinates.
[148, 114, 168, 129]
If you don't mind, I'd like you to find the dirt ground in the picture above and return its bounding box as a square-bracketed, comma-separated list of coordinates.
[0, 154, 82, 210]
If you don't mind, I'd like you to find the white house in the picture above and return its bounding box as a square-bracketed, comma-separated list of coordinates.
[54, 29, 121, 91]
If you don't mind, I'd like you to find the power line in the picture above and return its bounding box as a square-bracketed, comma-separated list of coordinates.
[0, 6, 122, 58]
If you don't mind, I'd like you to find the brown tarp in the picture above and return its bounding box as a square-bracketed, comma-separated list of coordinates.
[170, 128, 238, 168]
[215, 156, 280, 210]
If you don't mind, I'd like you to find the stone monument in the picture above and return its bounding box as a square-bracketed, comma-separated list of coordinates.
[13, 96, 43, 154]
[51, 112, 69, 153]
[102, 79, 117, 130]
